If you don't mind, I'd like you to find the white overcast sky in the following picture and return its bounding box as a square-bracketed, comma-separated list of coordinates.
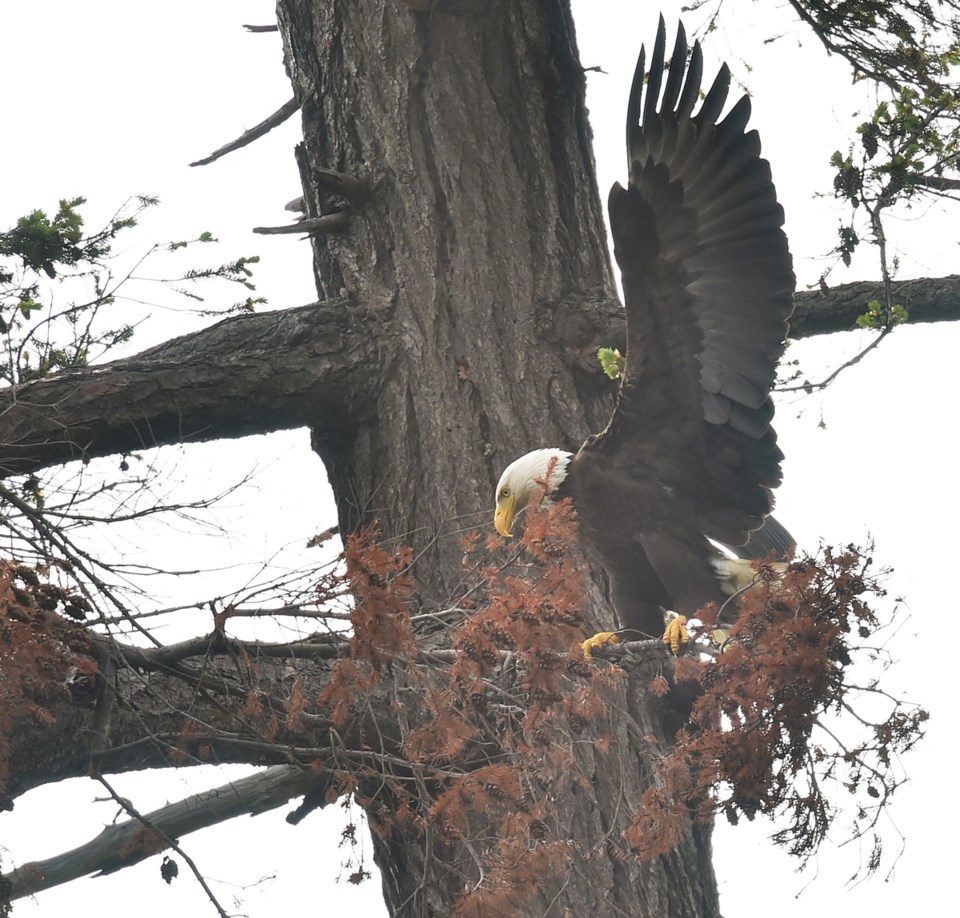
[2, 1, 957, 916]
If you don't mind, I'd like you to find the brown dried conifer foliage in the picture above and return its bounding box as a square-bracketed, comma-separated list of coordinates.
[313, 502, 605, 914]
[318, 529, 417, 731]
[625, 546, 927, 876]
[310, 510, 925, 905]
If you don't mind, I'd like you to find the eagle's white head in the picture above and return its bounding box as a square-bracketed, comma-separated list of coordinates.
[494, 448, 572, 537]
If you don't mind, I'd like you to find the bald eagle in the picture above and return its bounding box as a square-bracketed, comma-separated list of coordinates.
[494, 20, 795, 642]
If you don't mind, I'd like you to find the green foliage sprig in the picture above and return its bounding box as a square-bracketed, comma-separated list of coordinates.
[856, 299, 910, 329]
[0, 196, 265, 385]
[807, 1, 960, 273]
[597, 346, 624, 380]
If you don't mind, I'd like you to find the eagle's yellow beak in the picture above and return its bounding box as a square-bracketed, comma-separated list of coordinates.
[494, 493, 517, 538]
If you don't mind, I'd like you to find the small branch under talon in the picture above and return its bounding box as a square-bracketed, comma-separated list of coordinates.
[581, 630, 621, 660]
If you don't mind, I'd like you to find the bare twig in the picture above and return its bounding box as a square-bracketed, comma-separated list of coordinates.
[253, 212, 351, 235]
[190, 97, 300, 167]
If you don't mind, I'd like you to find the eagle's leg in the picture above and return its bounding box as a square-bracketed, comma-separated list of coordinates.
[629, 532, 734, 652]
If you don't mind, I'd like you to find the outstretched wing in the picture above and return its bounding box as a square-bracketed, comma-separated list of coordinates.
[591, 17, 794, 551]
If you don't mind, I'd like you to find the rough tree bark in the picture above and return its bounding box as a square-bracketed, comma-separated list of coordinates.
[1, 1, 956, 916]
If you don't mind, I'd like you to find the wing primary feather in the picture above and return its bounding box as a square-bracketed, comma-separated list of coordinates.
[626, 45, 646, 163]
[718, 95, 752, 137]
[643, 17, 668, 128]
[661, 23, 688, 115]
[676, 42, 703, 119]
[695, 63, 731, 127]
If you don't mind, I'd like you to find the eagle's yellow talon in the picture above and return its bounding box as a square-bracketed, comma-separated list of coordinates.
[581, 631, 621, 660]
[662, 615, 689, 655]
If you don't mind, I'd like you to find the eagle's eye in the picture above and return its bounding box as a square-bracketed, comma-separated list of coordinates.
[499, 487, 510, 499]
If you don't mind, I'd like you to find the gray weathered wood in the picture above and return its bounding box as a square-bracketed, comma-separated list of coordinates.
[7, 765, 321, 899]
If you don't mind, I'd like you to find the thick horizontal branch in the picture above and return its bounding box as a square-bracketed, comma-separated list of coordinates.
[6, 619, 667, 803]
[551, 275, 960, 356]
[0, 298, 382, 478]
[7, 765, 323, 900]
[1, 613, 682, 902]
[117, 629, 349, 670]
[547, 274, 960, 361]
[1, 275, 954, 481]
[4, 624, 399, 803]
[790, 274, 960, 338]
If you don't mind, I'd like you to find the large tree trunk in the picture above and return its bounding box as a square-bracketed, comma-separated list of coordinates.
[275, 0, 716, 914]
[280, 0, 619, 587]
